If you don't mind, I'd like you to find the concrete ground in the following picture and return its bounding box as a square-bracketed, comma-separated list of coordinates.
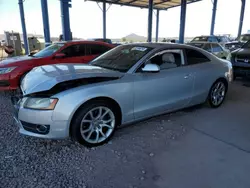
[154, 80, 250, 188]
[0, 80, 250, 188]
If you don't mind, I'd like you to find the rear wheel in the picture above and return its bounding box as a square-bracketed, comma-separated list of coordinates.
[71, 100, 118, 147]
[207, 80, 227, 108]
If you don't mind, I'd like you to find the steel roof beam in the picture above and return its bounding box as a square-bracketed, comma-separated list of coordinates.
[179, 0, 186, 43]
[18, 0, 29, 54]
[238, 0, 246, 38]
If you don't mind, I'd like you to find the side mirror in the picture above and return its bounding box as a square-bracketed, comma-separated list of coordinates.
[54, 53, 66, 59]
[142, 64, 160, 73]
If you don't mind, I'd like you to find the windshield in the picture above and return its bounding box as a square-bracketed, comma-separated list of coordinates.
[189, 43, 205, 48]
[90, 45, 152, 72]
[192, 37, 209, 42]
[33, 43, 65, 58]
[238, 35, 250, 42]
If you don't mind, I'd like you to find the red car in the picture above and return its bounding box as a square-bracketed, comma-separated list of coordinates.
[0, 41, 114, 91]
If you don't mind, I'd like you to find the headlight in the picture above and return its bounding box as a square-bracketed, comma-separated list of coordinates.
[23, 97, 58, 110]
[0, 67, 16, 74]
[226, 53, 232, 61]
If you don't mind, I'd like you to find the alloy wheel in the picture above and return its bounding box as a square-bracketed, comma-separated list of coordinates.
[80, 106, 115, 144]
[210, 81, 226, 106]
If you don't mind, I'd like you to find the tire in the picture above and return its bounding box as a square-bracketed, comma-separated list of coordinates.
[70, 100, 119, 147]
[207, 80, 228, 108]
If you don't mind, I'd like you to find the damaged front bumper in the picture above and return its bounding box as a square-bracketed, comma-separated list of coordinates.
[11, 95, 23, 126]
[10, 95, 69, 139]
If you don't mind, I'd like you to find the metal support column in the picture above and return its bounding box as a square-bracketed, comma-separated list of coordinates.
[18, 0, 29, 54]
[238, 0, 246, 38]
[60, 0, 72, 41]
[147, 0, 153, 42]
[210, 0, 217, 35]
[179, 0, 186, 44]
[41, 0, 51, 46]
[155, 9, 160, 42]
[103, 1, 106, 39]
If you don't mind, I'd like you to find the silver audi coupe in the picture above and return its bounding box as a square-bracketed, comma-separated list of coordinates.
[11, 43, 233, 147]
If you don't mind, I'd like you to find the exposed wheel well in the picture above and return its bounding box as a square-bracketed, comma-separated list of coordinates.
[69, 97, 122, 136]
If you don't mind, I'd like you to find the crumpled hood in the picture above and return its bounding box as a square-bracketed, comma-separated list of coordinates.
[21, 64, 124, 95]
[0, 55, 34, 66]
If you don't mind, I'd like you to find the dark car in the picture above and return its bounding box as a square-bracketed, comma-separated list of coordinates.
[188, 42, 230, 59]
[190, 35, 230, 47]
[229, 40, 250, 79]
[225, 34, 250, 52]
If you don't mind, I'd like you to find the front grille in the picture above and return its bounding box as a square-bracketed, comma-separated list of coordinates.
[20, 121, 50, 135]
[235, 56, 250, 63]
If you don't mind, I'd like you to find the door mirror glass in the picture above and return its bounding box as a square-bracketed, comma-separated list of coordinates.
[54, 53, 66, 59]
[142, 64, 160, 73]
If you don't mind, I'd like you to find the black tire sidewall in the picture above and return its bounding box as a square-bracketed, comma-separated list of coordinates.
[70, 100, 118, 147]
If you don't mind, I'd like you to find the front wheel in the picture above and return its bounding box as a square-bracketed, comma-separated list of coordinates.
[207, 80, 227, 108]
[71, 101, 118, 147]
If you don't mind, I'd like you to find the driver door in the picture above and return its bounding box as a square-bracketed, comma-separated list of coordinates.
[55, 44, 87, 64]
[133, 49, 195, 120]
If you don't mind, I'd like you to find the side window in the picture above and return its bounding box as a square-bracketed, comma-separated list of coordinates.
[211, 44, 223, 52]
[208, 37, 218, 42]
[86, 44, 111, 55]
[185, 49, 210, 65]
[148, 50, 183, 70]
[203, 43, 212, 52]
[61, 44, 85, 57]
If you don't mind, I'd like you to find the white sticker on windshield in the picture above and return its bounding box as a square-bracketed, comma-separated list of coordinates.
[131, 47, 148, 52]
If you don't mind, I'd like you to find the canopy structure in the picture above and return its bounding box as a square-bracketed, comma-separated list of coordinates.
[87, 0, 202, 10]
[86, 0, 203, 43]
[18, 0, 246, 55]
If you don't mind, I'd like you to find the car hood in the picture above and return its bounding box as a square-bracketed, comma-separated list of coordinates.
[232, 48, 250, 58]
[0, 55, 34, 66]
[21, 64, 124, 95]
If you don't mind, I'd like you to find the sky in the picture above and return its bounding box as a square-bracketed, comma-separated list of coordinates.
[0, 0, 249, 39]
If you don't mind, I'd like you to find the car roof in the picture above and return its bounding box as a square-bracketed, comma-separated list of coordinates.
[121, 42, 199, 50]
[188, 41, 220, 45]
[55, 40, 113, 46]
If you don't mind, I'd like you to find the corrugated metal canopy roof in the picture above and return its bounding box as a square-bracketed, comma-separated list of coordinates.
[87, 0, 202, 10]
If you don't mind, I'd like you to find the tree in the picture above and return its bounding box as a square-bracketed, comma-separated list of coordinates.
[122, 37, 126, 42]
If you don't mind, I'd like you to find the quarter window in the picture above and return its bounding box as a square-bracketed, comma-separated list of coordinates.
[185, 49, 210, 65]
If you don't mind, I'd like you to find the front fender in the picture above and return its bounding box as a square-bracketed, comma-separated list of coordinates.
[51, 81, 134, 127]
